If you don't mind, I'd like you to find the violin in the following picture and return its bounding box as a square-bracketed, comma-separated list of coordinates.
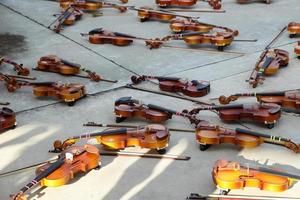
[10, 144, 100, 200]
[156, 0, 221, 10]
[48, 6, 83, 33]
[236, 0, 271, 4]
[131, 75, 210, 97]
[0, 107, 17, 132]
[114, 96, 200, 125]
[36, 55, 117, 83]
[196, 121, 300, 152]
[188, 103, 281, 128]
[60, 0, 128, 12]
[186, 193, 288, 200]
[288, 22, 300, 38]
[152, 29, 238, 51]
[50, 124, 170, 154]
[213, 159, 300, 194]
[3, 78, 86, 106]
[248, 27, 289, 88]
[130, 7, 196, 22]
[295, 41, 300, 58]
[170, 18, 238, 35]
[218, 90, 300, 113]
[0, 57, 30, 76]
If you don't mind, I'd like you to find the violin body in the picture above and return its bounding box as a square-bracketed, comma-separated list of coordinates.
[189, 103, 281, 128]
[156, 0, 197, 8]
[131, 75, 210, 97]
[62, 9, 83, 26]
[295, 41, 300, 58]
[156, 0, 221, 9]
[114, 97, 172, 123]
[11, 145, 100, 200]
[37, 55, 80, 75]
[33, 83, 86, 105]
[137, 8, 177, 22]
[88, 34, 133, 46]
[236, 0, 271, 4]
[288, 22, 300, 38]
[60, 0, 102, 11]
[248, 49, 289, 88]
[0, 107, 16, 132]
[196, 121, 300, 152]
[213, 159, 298, 193]
[97, 124, 170, 152]
[170, 18, 214, 33]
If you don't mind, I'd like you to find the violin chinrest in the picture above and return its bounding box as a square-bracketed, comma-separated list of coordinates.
[191, 80, 210, 91]
[115, 96, 134, 105]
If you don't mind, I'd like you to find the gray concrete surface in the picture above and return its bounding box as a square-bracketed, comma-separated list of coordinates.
[0, 0, 300, 199]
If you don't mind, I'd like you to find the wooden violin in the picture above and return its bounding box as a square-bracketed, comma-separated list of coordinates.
[186, 193, 290, 200]
[114, 96, 200, 125]
[288, 22, 300, 38]
[10, 144, 100, 200]
[80, 28, 163, 48]
[50, 124, 170, 154]
[60, 0, 128, 12]
[170, 18, 238, 35]
[0, 57, 30, 76]
[156, 0, 221, 10]
[196, 121, 300, 152]
[152, 30, 238, 51]
[295, 41, 300, 58]
[218, 90, 300, 113]
[248, 27, 289, 88]
[213, 159, 300, 194]
[236, 0, 271, 4]
[188, 103, 281, 128]
[130, 7, 196, 22]
[0, 107, 16, 132]
[3, 79, 86, 106]
[36, 55, 117, 83]
[131, 75, 210, 97]
[48, 6, 83, 33]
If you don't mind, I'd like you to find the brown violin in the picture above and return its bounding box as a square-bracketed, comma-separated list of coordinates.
[10, 144, 100, 200]
[236, 0, 271, 4]
[0, 57, 30, 76]
[114, 96, 201, 125]
[131, 75, 210, 97]
[36, 55, 117, 83]
[81, 28, 163, 48]
[187, 193, 290, 200]
[213, 159, 300, 195]
[218, 90, 300, 113]
[188, 103, 281, 128]
[288, 22, 300, 38]
[170, 18, 238, 35]
[60, 0, 128, 12]
[295, 41, 300, 58]
[248, 27, 289, 88]
[48, 6, 83, 33]
[0, 107, 17, 132]
[196, 121, 300, 152]
[50, 124, 170, 154]
[130, 7, 197, 22]
[156, 0, 221, 10]
[3, 78, 86, 106]
[153, 29, 238, 51]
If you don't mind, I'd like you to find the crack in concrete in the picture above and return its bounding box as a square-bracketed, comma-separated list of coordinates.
[0, 2, 138, 76]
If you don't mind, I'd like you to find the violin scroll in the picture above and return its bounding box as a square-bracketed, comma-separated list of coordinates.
[49, 139, 77, 153]
[131, 75, 145, 84]
[208, 0, 222, 10]
[218, 95, 239, 104]
[10, 193, 27, 200]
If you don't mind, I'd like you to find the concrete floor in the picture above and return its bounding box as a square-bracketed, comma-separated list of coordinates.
[0, 0, 300, 199]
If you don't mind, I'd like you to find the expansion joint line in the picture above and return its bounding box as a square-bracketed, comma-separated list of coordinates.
[0, 2, 138, 75]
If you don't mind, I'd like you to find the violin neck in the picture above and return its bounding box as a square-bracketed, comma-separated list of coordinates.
[200, 104, 243, 111]
[19, 157, 65, 194]
[256, 166, 300, 181]
[235, 128, 289, 142]
[21, 82, 56, 87]
[144, 76, 180, 81]
[147, 104, 177, 115]
[74, 128, 128, 139]
[60, 58, 81, 68]
[236, 91, 286, 97]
